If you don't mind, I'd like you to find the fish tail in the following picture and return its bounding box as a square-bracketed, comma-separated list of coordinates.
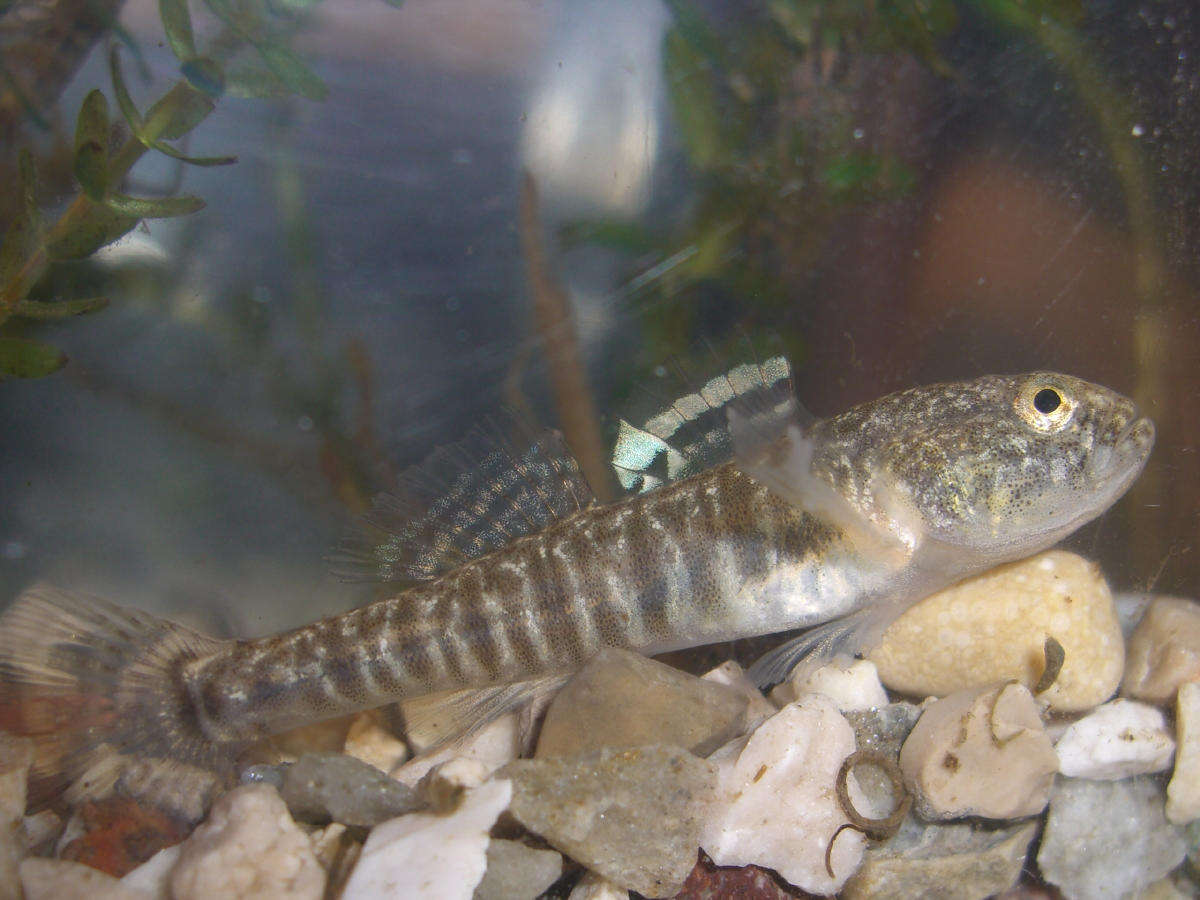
[0, 585, 237, 821]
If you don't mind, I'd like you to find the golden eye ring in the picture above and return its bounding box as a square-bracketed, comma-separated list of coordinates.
[1015, 380, 1077, 432]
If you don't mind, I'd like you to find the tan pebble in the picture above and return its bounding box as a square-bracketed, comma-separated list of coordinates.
[1134, 876, 1195, 899]
[899, 682, 1057, 820]
[701, 660, 776, 729]
[343, 711, 409, 773]
[871, 551, 1123, 712]
[1167, 681, 1200, 825]
[0, 735, 33, 824]
[308, 822, 347, 871]
[536, 648, 747, 759]
[1123, 597, 1200, 704]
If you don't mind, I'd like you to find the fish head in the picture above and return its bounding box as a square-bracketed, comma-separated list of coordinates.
[820, 372, 1154, 567]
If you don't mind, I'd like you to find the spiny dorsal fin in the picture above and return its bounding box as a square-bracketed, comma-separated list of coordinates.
[332, 417, 595, 584]
[611, 352, 803, 493]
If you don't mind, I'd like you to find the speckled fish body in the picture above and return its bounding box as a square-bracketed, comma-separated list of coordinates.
[0, 366, 1155, 814]
[189, 462, 885, 742]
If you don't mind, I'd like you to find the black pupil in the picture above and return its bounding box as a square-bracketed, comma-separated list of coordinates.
[1034, 388, 1062, 414]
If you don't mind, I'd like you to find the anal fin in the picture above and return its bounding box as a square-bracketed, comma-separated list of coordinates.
[400, 673, 570, 756]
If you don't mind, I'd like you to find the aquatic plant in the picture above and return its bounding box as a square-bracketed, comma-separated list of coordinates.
[0, 0, 336, 378]
[572, 0, 1162, 388]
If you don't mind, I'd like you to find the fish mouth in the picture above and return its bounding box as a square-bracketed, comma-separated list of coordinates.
[1091, 414, 1155, 485]
[1117, 415, 1156, 463]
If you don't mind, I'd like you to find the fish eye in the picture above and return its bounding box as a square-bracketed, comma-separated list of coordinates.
[1034, 388, 1061, 414]
[1016, 380, 1077, 432]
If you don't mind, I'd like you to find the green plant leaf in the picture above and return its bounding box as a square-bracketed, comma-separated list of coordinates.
[663, 0, 726, 65]
[664, 29, 726, 170]
[159, 0, 197, 61]
[147, 142, 237, 167]
[0, 337, 67, 378]
[45, 203, 139, 260]
[559, 220, 658, 253]
[145, 83, 216, 140]
[109, 46, 147, 140]
[14, 296, 109, 319]
[180, 57, 225, 99]
[73, 90, 111, 200]
[74, 90, 109, 146]
[106, 193, 206, 217]
[112, 60, 235, 165]
[224, 65, 290, 99]
[0, 148, 40, 286]
[258, 44, 328, 101]
[203, 0, 265, 42]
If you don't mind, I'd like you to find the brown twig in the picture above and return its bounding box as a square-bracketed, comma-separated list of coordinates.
[518, 171, 617, 503]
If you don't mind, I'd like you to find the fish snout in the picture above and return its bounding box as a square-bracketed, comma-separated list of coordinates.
[1090, 414, 1154, 481]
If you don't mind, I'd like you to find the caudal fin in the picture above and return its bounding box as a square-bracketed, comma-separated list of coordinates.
[0, 585, 238, 821]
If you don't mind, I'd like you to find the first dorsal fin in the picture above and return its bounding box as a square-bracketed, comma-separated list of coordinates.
[611, 353, 800, 493]
[331, 415, 595, 584]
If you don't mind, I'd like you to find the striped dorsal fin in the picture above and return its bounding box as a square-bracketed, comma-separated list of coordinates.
[331, 416, 594, 585]
[611, 353, 806, 493]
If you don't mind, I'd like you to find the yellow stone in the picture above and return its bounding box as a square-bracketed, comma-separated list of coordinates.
[870, 551, 1124, 712]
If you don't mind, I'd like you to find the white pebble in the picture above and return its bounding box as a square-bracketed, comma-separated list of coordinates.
[170, 784, 324, 900]
[120, 845, 180, 899]
[340, 777, 512, 900]
[569, 871, 631, 899]
[700, 694, 868, 895]
[794, 657, 888, 712]
[20, 858, 145, 900]
[391, 714, 518, 788]
[1055, 699, 1174, 779]
[1167, 682, 1200, 824]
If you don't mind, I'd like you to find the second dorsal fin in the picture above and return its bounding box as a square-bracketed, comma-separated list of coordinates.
[332, 417, 595, 584]
[611, 353, 802, 493]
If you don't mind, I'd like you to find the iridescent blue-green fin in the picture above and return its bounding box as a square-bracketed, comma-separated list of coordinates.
[611, 351, 801, 494]
[331, 414, 595, 584]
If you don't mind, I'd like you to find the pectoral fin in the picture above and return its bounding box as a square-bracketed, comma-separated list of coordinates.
[746, 600, 910, 689]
